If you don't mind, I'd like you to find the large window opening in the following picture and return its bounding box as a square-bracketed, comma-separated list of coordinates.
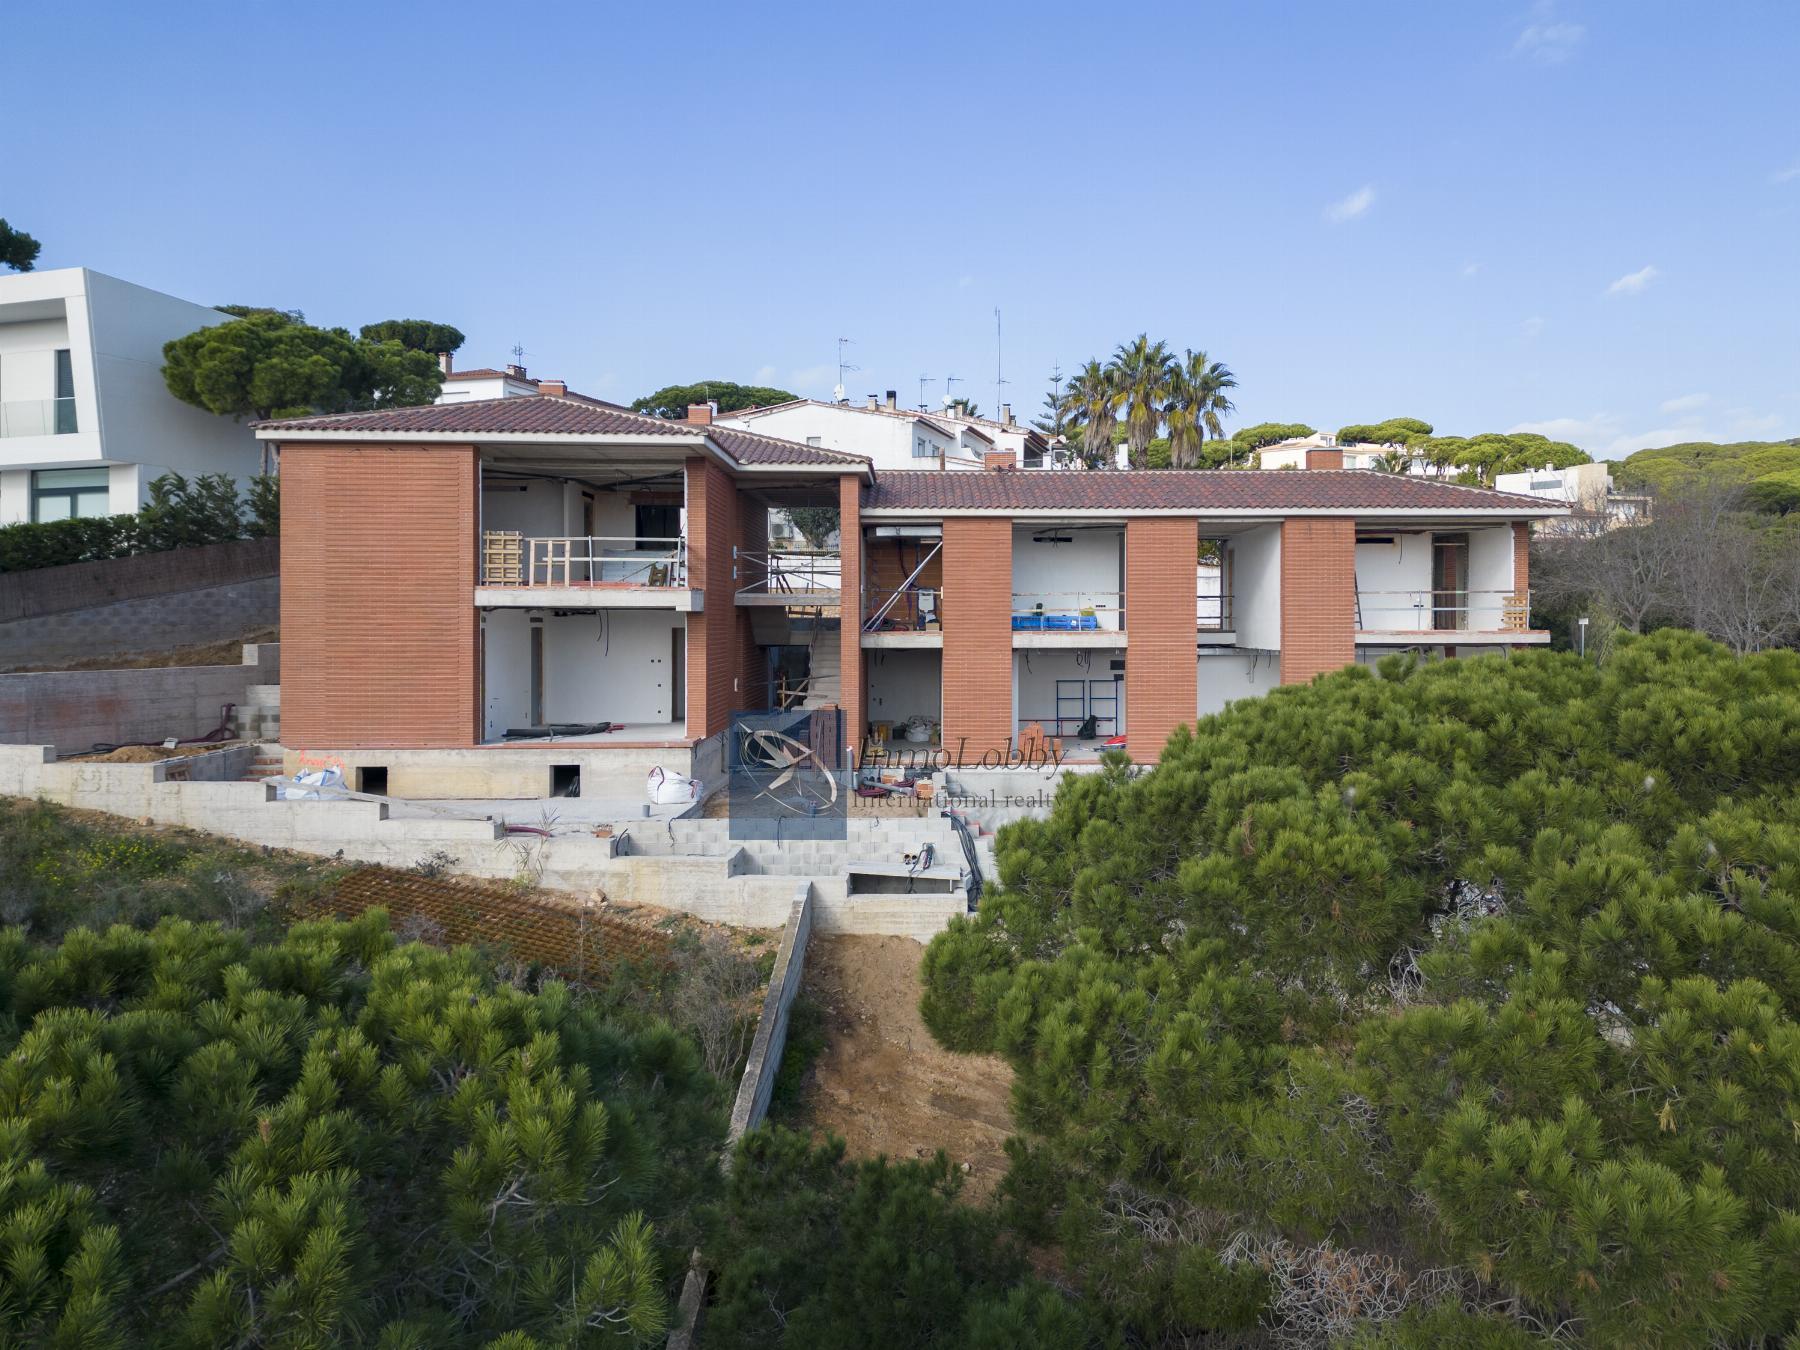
[31, 467, 110, 522]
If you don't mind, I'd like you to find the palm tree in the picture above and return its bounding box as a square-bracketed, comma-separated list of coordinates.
[1164, 350, 1238, 469]
[1110, 334, 1176, 469]
[1063, 359, 1121, 469]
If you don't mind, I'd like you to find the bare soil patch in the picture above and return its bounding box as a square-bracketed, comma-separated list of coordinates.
[69, 741, 247, 763]
[2, 626, 279, 674]
[794, 934, 1015, 1202]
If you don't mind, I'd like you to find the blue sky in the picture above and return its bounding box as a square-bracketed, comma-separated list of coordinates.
[7, 0, 1797, 459]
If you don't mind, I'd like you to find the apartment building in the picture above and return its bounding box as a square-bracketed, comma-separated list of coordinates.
[255, 394, 1565, 797]
[0, 268, 262, 523]
[720, 394, 1054, 470]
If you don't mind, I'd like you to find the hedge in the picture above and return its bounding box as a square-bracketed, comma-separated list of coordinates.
[0, 471, 278, 574]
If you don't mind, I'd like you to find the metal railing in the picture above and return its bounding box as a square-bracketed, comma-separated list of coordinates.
[736, 548, 841, 596]
[1355, 588, 1530, 632]
[0, 396, 78, 438]
[1010, 591, 1124, 632]
[480, 532, 687, 587]
[864, 585, 940, 632]
[1197, 591, 1234, 632]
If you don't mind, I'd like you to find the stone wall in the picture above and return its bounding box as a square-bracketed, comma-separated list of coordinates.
[0, 643, 279, 756]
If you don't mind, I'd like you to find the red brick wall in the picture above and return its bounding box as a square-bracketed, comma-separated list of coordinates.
[837, 474, 865, 754]
[279, 444, 478, 747]
[685, 457, 737, 737]
[1125, 518, 1198, 764]
[736, 489, 768, 712]
[941, 517, 1013, 757]
[1513, 521, 1530, 595]
[1280, 517, 1356, 685]
[1304, 447, 1344, 470]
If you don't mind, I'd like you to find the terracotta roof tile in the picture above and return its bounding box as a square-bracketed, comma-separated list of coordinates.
[862, 469, 1563, 513]
[255, 397, 870, 467]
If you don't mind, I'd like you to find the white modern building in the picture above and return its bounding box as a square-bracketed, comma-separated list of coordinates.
[0, 268, 262, 525]
[720, 394, 1057, 471]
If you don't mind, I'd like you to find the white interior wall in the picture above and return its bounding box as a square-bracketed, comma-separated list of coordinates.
[1468, 526, 1514, 628]
[864, 649, 942, 728]
[481, 609, 686, 737]
[545, 611, 683, 724]
[482, 479, 566, 537]
[1354, 531, 1433, 628]
[482, 609, 533, 738]
[1015, 648, 1126, 735]
[1232, 525, 1282, 650]
[1013, 525, 1124, 627]
[1197, 652, 1281, 718]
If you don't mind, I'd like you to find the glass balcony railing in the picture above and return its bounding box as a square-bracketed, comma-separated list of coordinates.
[0, 397, 78, 438]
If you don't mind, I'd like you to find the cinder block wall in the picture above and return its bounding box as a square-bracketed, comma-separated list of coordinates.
[941, 517, 1012, 756]
[279, 444, 478, 748]
[0, 644, 278, 756]
[1279, 517, 1356, 684]
[1125, 517, 1199, 763]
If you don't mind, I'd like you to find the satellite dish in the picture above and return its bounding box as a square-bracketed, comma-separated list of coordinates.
[832, 383, 846, 403]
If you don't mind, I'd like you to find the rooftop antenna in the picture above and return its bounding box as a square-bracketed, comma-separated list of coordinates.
[1049, 361, 1065, 434]
[994, 308, 1010, 419]
[835, 337, 859, 403]
[917, 375, 933, 409]
[942, 374, 963, 412]
[510, 342, 525, 365]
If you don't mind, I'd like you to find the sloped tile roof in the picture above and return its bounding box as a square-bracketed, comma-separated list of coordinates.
[255, 397, 869, 467]
[862, 469, 1562, 512]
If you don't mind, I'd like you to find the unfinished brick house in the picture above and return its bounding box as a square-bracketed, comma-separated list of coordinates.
[256, 399, 1566, 797]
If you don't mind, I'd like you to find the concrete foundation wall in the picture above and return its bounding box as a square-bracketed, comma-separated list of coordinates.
[0, 744, 964, 942]
[0, 576, 278, 671]
[0, 643, 279, 755]
[279, 741, 699, 800]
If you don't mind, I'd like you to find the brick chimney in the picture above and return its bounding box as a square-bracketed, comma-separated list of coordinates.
[983, 451, 1017, 470]
[1304, 447, 1344, 470]
[505, 363, 527, 378]
[538, 379, 567, 397]
[686, 402, 715, 425]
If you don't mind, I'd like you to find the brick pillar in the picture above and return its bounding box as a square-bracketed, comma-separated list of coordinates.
[280, 443, 479, 748]
[1279, 517, 1356, 685]
[685, 456, 737, 738]
[1125, 517, 1199, 764]
[1513, 521, 1530, 596]
[736, 490, 768, 712]
[837, 473, 864, 760]
[941, 517, 1013, 760]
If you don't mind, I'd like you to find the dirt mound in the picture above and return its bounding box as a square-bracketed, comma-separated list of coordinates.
[70, 741, 245, 763]
[3, 627, 279, 675]
[795, 934, 1015, 1202]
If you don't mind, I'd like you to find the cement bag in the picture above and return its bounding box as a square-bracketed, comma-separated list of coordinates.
[283, 767, 345, 801]
[646, 765, 701, 805]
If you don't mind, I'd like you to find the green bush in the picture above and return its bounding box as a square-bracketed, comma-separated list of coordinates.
[0, 909, 723, 1346]
[0, 471, 278, 574]
[922, 631, 1800, 1343]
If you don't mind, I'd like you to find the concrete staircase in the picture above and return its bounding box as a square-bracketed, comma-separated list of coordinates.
[800, 636, 840, 709]
[233, 684, 281, 742]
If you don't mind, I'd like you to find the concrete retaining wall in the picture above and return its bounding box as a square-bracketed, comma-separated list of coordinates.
[0, 744, 964, 942]
[0, 538, 279, 670]
[0, 644, 280, 756]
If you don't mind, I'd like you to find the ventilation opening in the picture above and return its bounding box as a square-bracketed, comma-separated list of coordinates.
[551, 764, 581, 798]
[357, 766, 389, 796]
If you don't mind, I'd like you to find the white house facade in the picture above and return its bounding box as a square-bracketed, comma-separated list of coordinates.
[0, 268, 261, 525]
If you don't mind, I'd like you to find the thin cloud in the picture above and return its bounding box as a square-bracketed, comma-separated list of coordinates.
[1606, 264, 1659, 296]
[1659, 392, 1708, 414]
[753, 365, 780, 385]
[1522, 316, 1546, 339]
[1461, 262, 1483, 278]
[1513, 17, 1585, 64]
[1771, 162, 1800, 184]
[1325, 185, 1376, 223]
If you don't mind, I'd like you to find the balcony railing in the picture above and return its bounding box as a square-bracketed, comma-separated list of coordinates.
[1356, 589, 1530, 632]
[480, 532, 687, 587]
[1010, 591, 1123, 632]
[736, 548, 841, 597]
[1197, 591, 1234, 632]
[0, 396, 78, 438]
